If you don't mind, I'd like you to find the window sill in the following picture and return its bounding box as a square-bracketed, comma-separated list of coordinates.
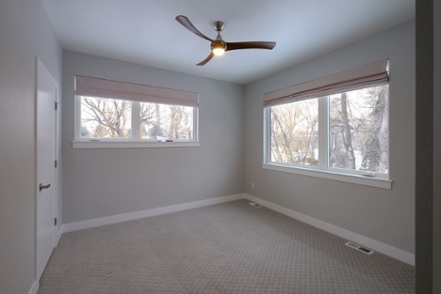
[262, 163, 392, 189]
[72, 141, 200, 149]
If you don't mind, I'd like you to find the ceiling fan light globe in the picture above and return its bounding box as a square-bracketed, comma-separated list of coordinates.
[213, 48, 225, 56]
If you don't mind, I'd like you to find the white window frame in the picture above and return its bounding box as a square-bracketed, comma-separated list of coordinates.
[72, 76, 200, 148]
[73, 99, 199, 148]
[263, 89, 392, 190]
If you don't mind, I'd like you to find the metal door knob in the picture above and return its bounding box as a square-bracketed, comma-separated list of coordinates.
[39, 183, 51, 191]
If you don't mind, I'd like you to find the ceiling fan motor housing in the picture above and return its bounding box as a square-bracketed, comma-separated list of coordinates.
[211, 39, 227, 51]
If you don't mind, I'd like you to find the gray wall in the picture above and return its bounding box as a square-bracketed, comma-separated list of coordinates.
[244, 21, 415, 253]
[433, 0, 440, 291]
[0, 1, 62, 293]
[62, 51, 244, 223]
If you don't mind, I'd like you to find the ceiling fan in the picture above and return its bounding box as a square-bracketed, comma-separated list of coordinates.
[175, 15, 276, 66]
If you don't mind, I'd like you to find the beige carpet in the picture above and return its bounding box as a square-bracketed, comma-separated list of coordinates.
[38, 200, 414, 293]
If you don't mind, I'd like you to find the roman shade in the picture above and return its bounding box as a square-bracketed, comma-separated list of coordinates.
[75, 76, 199, 107]
[263, 59, 389, 107]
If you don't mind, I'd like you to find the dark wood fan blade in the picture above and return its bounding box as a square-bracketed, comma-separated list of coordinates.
[196, 52, 215, 66]
[226, 41, 276, 51]
[175, 15, 213, 42]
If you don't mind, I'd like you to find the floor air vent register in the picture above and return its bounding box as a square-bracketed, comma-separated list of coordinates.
[345, 241, 374, 255]
[248, 202, 262, 208]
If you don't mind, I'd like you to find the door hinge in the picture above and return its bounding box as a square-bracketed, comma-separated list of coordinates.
[55, 102, 58, 110]
[54, 160, 58, 168]
[54, 218, 57, 226]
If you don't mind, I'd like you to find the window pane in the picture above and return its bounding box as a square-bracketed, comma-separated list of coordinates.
[270, 99, 319, 166]
[140, 102, 194, 141]
[80, 97, 131, 138]
[329, 85, 389, 173]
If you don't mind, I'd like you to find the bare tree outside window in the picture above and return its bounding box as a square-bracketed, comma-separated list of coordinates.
[268, 84, 389, 175]
[80, 97, 131, 138]
[140, 102, 194, 141]
[270, 99, 319, 165]
[80, 97, 195, 142]
[329, 85, 389, 173]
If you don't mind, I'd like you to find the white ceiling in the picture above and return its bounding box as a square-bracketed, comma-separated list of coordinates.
[41, 0, 414, 85]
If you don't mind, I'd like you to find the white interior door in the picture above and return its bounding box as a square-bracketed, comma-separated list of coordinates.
[36, 59, 58, 281]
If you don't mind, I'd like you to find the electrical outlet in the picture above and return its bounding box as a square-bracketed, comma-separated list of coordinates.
[251, 182, 255, 189]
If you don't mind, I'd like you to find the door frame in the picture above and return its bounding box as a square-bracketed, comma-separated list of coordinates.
[35, 57, 61, 280]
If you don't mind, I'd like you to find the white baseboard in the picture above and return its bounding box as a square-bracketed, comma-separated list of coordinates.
[28, 281, 38, 294]
[244, 193, 415, 266]
[62, 194, 244, 233]
[60, 192, 414, 265]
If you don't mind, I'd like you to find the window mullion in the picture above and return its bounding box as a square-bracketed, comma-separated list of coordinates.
[132, 101, 140, 140]
[318, 96, 329, 169]
[193, 107, 199, 141]
[75, 96, 81, 141]
[263, 107, 271, 162]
